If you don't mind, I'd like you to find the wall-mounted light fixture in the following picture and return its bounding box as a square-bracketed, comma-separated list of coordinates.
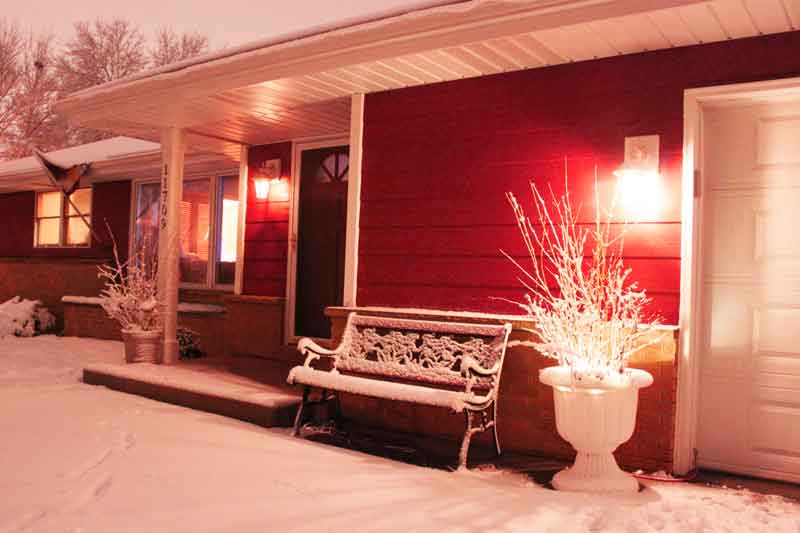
[254, 158, 282, 200]
[614, 135, 663, 219]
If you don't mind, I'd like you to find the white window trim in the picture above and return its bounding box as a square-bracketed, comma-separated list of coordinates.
[129, 174, 240, 292]
[34, 187, 93, 248]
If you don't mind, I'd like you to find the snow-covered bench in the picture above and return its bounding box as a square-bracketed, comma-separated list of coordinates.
[287, 313, 512, 469]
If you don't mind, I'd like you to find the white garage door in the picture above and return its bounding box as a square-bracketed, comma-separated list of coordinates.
[697, 96, 800, 483]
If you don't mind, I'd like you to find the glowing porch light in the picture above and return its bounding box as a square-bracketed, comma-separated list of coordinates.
[613, 135, 663, 220]
[253, 177, 273, 200]
[254, 158, 283, 201]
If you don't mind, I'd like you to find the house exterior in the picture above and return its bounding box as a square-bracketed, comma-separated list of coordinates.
[2, 0, 800, 482]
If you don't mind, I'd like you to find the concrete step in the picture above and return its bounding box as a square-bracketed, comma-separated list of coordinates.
[84, 360, 300, 428]
[226, 353, 297, 389]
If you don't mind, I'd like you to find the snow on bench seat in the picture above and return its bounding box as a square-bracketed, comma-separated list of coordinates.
[287, 367, 489, 412]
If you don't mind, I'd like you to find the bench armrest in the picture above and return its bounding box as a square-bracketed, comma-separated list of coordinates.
[297, 338, 340, 368]
[296, 313, 357, 368]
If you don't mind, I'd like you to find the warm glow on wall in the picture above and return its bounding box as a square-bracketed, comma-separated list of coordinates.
[614, 135, 663, 220]
[253, 177, 273, 200]
[255, 158, 282, 200]
[615, 169, 663, 220]
[269, 179, 290, 202]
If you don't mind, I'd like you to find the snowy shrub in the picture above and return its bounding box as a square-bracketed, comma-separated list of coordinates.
[177, 327, 204, 359]
[98, 237, 160, 332]
[0, 296, 56, 337]
[504, 176, 660, 386]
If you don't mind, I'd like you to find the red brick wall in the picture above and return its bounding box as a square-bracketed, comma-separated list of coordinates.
[358, 31, 800, 325]
[243, 143, 292, 297]
[63, 302, 226, 358]
[0, 181, 131, 261]
[0, 259, 109, 330]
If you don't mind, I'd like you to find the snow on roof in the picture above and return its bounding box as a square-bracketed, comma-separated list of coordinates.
[0, 137, 160, 178]
[62, 0, 463, 102]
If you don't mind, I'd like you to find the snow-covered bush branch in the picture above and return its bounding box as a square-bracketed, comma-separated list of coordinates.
[0, 296, 55, 337]
[98, 234, 159, 332]
[504, 175, 659, 385]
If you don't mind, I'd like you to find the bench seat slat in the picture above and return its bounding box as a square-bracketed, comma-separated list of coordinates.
[288, 367, 487, 412]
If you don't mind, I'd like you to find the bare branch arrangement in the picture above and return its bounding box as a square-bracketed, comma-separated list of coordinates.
[98, 233, 160, 332]
[504, 174, 659, 385]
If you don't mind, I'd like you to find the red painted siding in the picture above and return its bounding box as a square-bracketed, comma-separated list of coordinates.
[0, 180, 131, 261]
[359, 31, 800, 325]
[242, 142, 292, 297]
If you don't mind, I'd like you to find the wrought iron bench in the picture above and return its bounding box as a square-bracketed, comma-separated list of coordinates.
[286, 313, 512, 470]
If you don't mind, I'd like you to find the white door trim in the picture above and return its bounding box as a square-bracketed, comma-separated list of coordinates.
[674, 75, 800, 475]
[284, 133, 353, 344]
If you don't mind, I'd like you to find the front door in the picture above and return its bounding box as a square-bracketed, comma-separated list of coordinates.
[293, 144, 349, 339]
[697, 96, 800, 482]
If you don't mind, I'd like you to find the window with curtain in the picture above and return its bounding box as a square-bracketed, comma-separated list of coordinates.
[131, 175, 239, 288]
[35, 188, 92, 247]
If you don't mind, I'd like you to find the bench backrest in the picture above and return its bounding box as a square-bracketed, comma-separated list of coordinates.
[334, 314, 512, 390]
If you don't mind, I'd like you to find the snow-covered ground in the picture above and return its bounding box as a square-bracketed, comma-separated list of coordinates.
[1, 335, 799, 532]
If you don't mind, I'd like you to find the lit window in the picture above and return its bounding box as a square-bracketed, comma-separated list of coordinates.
[35, 188, 92, 247]
[132, 175, 239, 289]
[180, 179, 211, 285]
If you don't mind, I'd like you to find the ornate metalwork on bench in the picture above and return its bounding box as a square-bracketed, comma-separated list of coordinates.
[287, 313, 513, 470]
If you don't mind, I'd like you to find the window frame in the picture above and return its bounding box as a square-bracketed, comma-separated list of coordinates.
[130, 175, 239, 291]
[34, 187, 93, 248]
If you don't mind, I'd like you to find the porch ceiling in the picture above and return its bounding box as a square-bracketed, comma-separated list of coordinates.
[55, 0, 799, 151]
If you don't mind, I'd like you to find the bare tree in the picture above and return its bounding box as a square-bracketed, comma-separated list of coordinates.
[2, 31, 62, 159]
[0, 20, 25, 141]
[0, 18, 211, 159]
[51, 19, 148, 146]
[57, 19, 148, 94]
[150, 27, 208, 67]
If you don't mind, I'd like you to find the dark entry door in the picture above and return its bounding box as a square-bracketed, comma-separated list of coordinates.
[294, 145, 349, 338]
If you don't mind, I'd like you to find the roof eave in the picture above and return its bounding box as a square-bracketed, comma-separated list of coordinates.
[54, 0, 706, 126]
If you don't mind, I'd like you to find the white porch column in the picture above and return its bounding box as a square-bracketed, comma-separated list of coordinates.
[157, 127, 186, 364]
[234, 144, 249, 296]
[343, 93, 365, 307]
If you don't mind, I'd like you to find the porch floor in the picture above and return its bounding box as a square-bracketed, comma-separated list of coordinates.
[83, 359, 301, 429]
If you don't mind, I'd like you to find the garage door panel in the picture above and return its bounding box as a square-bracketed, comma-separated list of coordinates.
[754, 306, 800, 356]
[703, 285, 753, 376]
[756, 114, 800, 167]
[754, 359, 800, 391]
[704, 102, 800, 189]
[706, 194, 757, 278]
[697, 377, 747, 463]
[749, 404, 800, 457]
[753, 192, 800, 271]
[707, 189, 800, 278]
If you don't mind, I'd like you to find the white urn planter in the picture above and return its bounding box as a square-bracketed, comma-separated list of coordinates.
[122, 329, 163, 364]
[540, 366, 653, 493]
